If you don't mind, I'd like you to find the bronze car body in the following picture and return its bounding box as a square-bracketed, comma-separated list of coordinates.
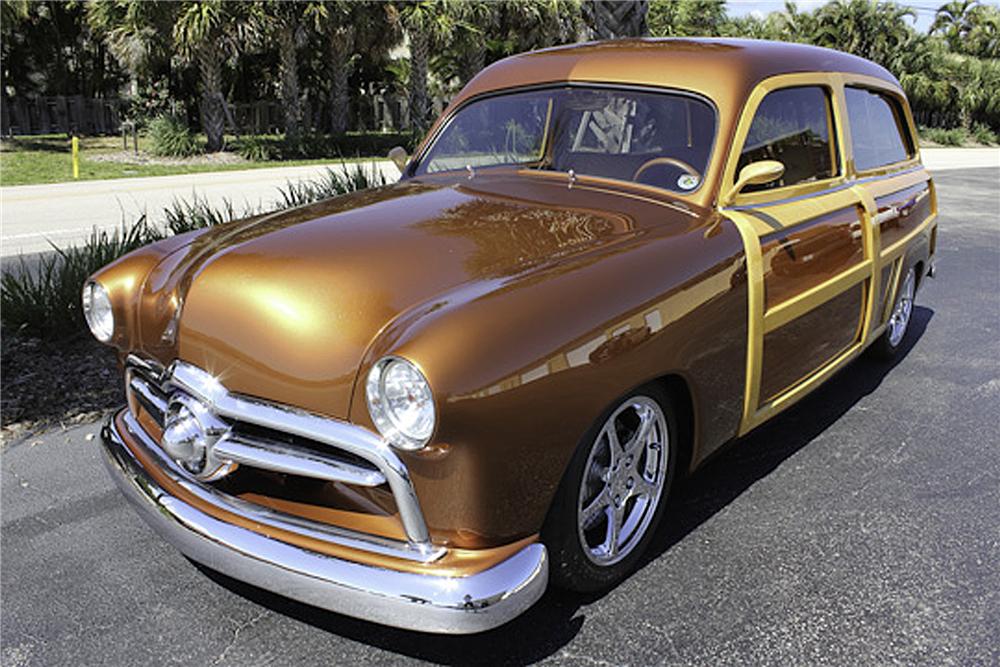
[92, 39, 937, 633]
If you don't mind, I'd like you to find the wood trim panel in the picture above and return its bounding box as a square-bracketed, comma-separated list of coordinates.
[761, 205, 865, 311]
[876, 182, 932, 250]
[759, 283, 865, 404]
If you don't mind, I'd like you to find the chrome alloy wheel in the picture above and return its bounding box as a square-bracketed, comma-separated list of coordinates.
[888, 268, 916, 347]
[577, 396, 669, 566]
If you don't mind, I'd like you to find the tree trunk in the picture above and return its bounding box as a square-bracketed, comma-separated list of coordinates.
[584, 1, 649, 40]
[408, 28, 430, 134]
[329, 26, 355, 135]
[460, 44, 486, 86]
[198, 44, 225, 152]
[278, 27, 301, 138]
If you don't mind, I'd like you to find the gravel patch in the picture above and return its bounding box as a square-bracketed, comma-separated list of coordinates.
[1, 331, 122, 442]
[88, 150, 249, 167]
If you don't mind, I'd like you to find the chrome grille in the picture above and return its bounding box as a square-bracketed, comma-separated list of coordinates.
[124, 354, 441, 561]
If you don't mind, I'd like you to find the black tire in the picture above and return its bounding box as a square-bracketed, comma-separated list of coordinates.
[542, 384, 679, 593]
[871, 265, 917, 360]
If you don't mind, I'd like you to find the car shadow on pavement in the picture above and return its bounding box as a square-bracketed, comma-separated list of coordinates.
[198, 305, 933, 666]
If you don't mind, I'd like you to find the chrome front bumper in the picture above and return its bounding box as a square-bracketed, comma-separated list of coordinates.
[100, 410, 548, 634]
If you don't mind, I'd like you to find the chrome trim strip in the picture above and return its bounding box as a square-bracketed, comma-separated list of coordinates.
[727, 165, 925, 212]
[119, 409, 443, 563]
[128, 373, 167, 422]
[212, 432, 387, 488]
[101, 412, 548, 634]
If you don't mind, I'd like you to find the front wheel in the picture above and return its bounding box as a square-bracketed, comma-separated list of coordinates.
[543, 386, 678, 592]
[872, 266, 916, 359]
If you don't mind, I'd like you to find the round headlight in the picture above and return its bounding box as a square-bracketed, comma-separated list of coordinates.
[82, 281, 114, 342]
[366, 357, 436, 450]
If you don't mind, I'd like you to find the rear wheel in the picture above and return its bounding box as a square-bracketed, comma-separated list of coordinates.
[872, 266, 916, 359]
[543, 386, 678, 592]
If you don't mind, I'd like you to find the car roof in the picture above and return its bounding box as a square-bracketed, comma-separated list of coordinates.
[454, 38, 900, 109]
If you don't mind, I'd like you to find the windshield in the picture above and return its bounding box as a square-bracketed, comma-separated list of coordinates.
[415, 86, 716, 194]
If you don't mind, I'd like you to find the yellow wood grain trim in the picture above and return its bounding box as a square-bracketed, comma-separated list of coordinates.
[763, 260, 872, 332]
[757, 338, 864, 421]
[721, 72, 849, 208]
[719, 70, 929, 437]
[850, 184, 879, 345]
[879, 211, 938, 262]
[838, 72, 922, 176]
[724, 211, 765, 436]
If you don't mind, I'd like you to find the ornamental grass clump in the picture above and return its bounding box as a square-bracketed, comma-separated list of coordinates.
[1, 218, 164, 340]
[1, 163, 389, 340]
[148, 114, 202, 157]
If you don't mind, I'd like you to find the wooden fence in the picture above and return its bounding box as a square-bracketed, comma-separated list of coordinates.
[2, 93, 448, 137]
[1, 96, 124, 136]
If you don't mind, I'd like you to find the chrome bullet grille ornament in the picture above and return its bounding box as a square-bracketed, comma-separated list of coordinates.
[161, 393, 234, 481]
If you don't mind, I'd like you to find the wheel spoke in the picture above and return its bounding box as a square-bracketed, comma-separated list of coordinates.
[635, 473, 658, 498]
[625, 405, 655, 455]
[581, 486, 610, 529]
[604, 424, 621, 468]
[605, 503, 624, 556]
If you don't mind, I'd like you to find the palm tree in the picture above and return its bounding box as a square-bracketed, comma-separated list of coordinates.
[86, 0, 176, 80]
[968, 3, 1000, 58]
[452, 1, 497, 85]
[583, 0, 649, 40]
[308, 1, 396, 135]
[173, 0, 251, 152]
[764, 0, 818, 42]
[1, 0, 30, 92]
[500, 0, 583, 52]
[930, 0, 979, 51]
[812, 0, 915, 67]
[256, 1, 310, 138]
[647, 0, 728, 37]
[390, 1, 461, 134]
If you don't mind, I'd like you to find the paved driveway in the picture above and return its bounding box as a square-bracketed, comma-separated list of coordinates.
[1, 168, 998, 666]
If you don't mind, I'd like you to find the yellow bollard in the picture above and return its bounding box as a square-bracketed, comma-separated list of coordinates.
[71, 136, 80, 179]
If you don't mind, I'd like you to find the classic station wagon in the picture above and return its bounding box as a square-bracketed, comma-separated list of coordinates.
[90, 39, 937, 633]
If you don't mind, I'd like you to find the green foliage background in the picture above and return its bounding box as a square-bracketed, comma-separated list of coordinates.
[3, 0, 997, 142]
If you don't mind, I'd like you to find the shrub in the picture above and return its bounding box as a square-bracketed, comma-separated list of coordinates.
[1, 218, 164, 340]
[237, 134, 276, 161]
[921, 126, 968, 146]
[971, 123, 997, 146]
[148, 114, 201, 157]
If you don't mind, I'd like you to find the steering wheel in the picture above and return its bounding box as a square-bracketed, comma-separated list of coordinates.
[632, 157, 701, 188]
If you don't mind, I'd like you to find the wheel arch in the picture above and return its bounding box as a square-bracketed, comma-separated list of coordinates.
[651, 374, 696, 478]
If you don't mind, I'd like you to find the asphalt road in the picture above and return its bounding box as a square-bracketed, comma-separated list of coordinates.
[0, 160, 400, 257]
[1, 167, 998, 666]
[0, 148, 997, 258]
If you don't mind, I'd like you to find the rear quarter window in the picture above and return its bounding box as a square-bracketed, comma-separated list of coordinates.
[845, 87, 915, 172]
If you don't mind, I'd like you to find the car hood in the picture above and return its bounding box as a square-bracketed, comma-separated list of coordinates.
[132, 174, 695, 419]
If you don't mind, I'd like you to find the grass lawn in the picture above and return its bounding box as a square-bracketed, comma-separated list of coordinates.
[0, 134, 379, 187]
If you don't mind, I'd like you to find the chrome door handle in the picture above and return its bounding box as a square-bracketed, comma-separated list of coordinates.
[873, 207, 899, 226]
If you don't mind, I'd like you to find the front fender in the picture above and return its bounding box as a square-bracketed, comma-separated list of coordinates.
[349, 216, 749, 549]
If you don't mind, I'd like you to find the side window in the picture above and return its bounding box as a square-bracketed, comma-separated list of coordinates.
[737, 86, 838, 193]
[845, 87, 914, 171]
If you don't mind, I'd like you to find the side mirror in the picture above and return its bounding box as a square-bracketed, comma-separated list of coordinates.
[388, 146, 409, 172]
[724, 160, 785, 204]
